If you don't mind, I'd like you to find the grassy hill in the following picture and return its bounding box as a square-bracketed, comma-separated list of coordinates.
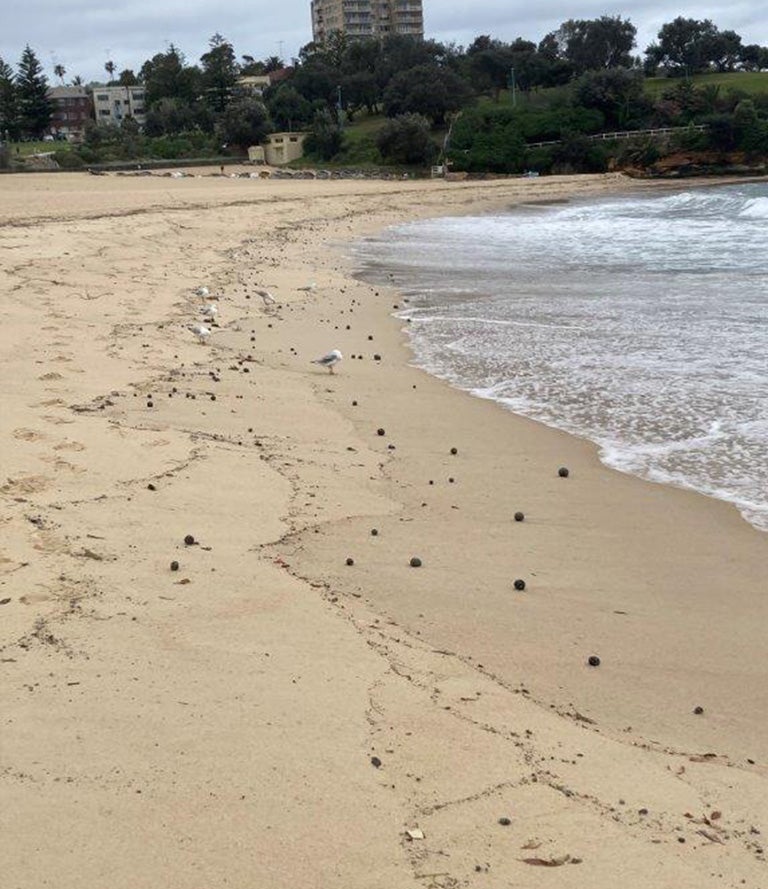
[644, 71, 768, 97]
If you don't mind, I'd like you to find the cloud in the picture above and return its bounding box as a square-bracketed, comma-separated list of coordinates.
[1, 0, 766, 82]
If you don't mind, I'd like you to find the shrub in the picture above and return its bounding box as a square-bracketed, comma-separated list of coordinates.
[376, 113, 437, 165]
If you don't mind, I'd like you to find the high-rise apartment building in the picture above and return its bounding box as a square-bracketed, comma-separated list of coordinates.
[311, 0, 424, 44]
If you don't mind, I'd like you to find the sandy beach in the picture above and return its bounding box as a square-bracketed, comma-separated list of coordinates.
[1, 169, 766, 888]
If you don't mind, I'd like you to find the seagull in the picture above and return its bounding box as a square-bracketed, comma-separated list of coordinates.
[195, 286, 210, 297]
[297, 281, 316, 292]
[311, 349, 342, 373]
[255, 288, 276, 306]
[188, 323, 211, 344]
[201, 303, 218, 320]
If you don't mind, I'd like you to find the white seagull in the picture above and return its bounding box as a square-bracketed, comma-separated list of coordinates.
[311, 349, 343, 373]
[188, 323, 212, 344]
[195, 286, 210, 297]
[201, 303, 218, 320]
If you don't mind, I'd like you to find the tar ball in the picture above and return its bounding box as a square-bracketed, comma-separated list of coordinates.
[558, 467, 570, 478]
[346, 557, 355, 566]
[450, 447, 458, 455]
[513, 578, 526, 591]
[371, 529, 379, 536]
[377, 428, 385, 436]
[498, 817, 511, 826]
[184, 534, 196, 546]
[514, 512, 525, 522]
[170, 560, 180, 572]
[409, 556, 422, 568]
[370, 756, 382, 768]
[693, 706, 704, 715]
[588, 655, 601, 667]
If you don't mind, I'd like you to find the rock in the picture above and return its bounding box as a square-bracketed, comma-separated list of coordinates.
[514, 579, 526, 591]
[184, 534, 196, 546]
[558, 467, 570, 478]
[410, 557, 422, 568]
[346, 557, 355, 566]
[377, 428, 385, 436]
[370, 756, 382, 768]
[170, 561, 180, 571]
[514, 511, 525, 522]
[147, 483, 157, 491]
[498, 817, 512, 826]
[588, 655, 601, 667]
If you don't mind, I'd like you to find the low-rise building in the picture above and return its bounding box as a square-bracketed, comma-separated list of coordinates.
[48, 86, 93, 141]
[91, 85, 147, 128]
[263, 132, 309, 165]
[236, 75, 272, 97]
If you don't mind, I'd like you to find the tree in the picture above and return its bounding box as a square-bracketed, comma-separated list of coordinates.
[0, 56, 19, 140]
[267, 85, 312, 131]
[53, 64, 66, 84]
[555, 16, 636, 73]
[645, 17, 719, 75]
[383, 64, 471, 126]
[376, 113, 437, 165]
[201, 33, 239, 113]
[16, 46, 52, 138]
[305, 106, 342, 160]
[105, 59, 116, 82]
[140, 45, 201, 107]
[216, 97, 271, 148]
[118, 69, 138, 85]
[573, 68, 647, 128]
[703, 29, 743, 72]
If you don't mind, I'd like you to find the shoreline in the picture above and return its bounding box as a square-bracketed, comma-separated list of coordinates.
[2, 172, 767, 888]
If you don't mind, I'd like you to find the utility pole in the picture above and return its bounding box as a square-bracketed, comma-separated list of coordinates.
[508, 68, 517, 107]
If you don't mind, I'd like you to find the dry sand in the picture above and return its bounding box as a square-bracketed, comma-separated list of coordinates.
[1, 170, 766, 888]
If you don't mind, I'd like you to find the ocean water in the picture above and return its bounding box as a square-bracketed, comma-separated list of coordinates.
[353, 183, 768, 532]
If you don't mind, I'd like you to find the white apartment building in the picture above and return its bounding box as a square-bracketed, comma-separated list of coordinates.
[91, 85, 147, 128]
[311, 0, 424, 44]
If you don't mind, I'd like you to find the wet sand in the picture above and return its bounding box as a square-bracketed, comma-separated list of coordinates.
[1, 170, 766, 888]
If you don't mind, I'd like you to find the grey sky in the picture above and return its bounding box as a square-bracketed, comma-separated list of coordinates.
[1, 1, 766, 83]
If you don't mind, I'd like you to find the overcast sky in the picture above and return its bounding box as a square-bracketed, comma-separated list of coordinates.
[1, 1, 766, 83]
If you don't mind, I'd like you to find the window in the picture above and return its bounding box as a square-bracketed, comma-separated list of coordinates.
[97, 93, 108, 100]
[99, 109, 110, 116]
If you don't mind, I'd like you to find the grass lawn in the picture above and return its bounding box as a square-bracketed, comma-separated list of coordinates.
[645, 71, 768, 97]
[5, 140, 74, 157]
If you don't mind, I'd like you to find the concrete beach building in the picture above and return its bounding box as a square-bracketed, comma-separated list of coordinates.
[48, 86, 93, 141]
[91, 85, 147, 128]
[311, 0, 424, 43]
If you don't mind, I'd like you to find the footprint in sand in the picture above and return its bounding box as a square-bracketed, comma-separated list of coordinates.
[38, 372, 63, 381]
[19, 593, 51, 605]
[12, 429, 47, 442]
[1, 475, 51, 495]
[53, 440, 86, 452]
[40, 456, 85, 474]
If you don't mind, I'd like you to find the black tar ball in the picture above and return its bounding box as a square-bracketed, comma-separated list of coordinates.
[377, 428, 385, 436]
[588, 655, 601, 667]
[498, 817, 511, 826]
[170, 560, 179, 571]
[371, 529, 379, 536]
[514, 511, 525, 522]
[184, 534, 196, 546]
[693, 706, 704, 715]
[346, 557, 355, 566]
[558, 466, 570, 478]
[409, 556, 422, 568]
[147, 483, 156, 492]
[513, 578, 526, 591]
[370, 756, 382, 768]
[352, 400, 358, 406]
[450, 447, 458, 455]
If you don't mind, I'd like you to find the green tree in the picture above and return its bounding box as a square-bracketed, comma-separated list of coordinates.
[16, 46, 53, 138]
[573, 68, 647, 128]
[201, 33, 239, 113]
[267, 85, 312, 131]
[305, 106, 342, 160]
[0, 56, 19, 140]
[376, 113, 437, 164]
[53, 64, 66, 84]
[118, 69, 138, 85]
[216, 97, 271, 148]
[140, 45, 201, 106]
[383, 63, 471, 125]
[555, 16, 637, 73]
[645, 17, 719, 76]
